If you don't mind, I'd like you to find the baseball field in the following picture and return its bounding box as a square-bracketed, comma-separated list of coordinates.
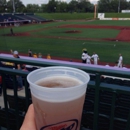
[0, 19, 130, 66]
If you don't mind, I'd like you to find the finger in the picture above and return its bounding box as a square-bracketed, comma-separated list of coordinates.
[20, 104, 36, 130]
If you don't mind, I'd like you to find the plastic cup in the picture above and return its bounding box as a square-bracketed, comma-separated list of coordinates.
[27, 66, 90, 130]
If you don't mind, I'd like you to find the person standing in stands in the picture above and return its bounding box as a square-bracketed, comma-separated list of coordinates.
[81, 48, 88, 63]
[12, 50, 23, 91]
[47, 54, 51, 59]
[28, 49, 32, 57]
[91, 52, 99, 65]
[38, 53, 42, 58]
[117, 54, 123, 68]
[33, 53, 38, 58]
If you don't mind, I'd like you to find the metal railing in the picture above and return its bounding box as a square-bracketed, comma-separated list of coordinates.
[0, 56, 130, 130]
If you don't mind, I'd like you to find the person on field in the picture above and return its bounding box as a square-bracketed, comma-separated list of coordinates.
[117, 54, 123, 68]
[91, 52, 99, 65]
[86, 53, 92, 64]
[81, 48, 88, 63]
[10, 28, 14, 35]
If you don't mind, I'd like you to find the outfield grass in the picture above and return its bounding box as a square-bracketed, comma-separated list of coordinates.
[0, 20, 130, 65]
[37, 13, 94, 20]
[37, 13, 130, 20]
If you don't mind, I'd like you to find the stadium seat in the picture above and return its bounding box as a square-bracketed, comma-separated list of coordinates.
[114, 106, 129, 119]
[85, 88, 95, 101]
[98, 114, 110, 130]
[116, 93, 130, 108]
[0, 108, 24, 130]
[90, 74, 96, 81]
[81, 111, 93, 130]
[4, 74, 14, 89]
[98, 102, 111, 115]
[102, 77, 114, 84]
[113, 79, 123, 86]
[7, 95, 32, 113]
[113, 118, 127, 130]
[99, 90, 113, 104]
[122, 80, 130, 87]
[83, 99, 94, 112]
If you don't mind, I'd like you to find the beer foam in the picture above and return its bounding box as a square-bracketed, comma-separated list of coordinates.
[35, 76, 82, 88]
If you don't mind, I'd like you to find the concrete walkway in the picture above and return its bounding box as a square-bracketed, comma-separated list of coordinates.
[0, 88, 25, 108]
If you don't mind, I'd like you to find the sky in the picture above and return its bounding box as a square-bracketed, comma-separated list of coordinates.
[20, 0, 98, 6]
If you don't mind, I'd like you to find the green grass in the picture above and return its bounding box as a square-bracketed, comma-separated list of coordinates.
[37, 13, 94, 20]
[0, 20, 130, 65]
[37, 13, 130, 20]
[32, 27, 119, 38]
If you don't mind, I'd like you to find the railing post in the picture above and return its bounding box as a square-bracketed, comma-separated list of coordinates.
[12, 75, 20, 130]
[24, 77, 30, 110]
[93, 73, 100, 129]
[126, 105, 130, 130]
[109, 91, 117, 130]
[1, 73, 10, 130]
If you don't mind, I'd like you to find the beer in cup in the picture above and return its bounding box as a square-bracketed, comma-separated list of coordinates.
[27, 66, 90, 130]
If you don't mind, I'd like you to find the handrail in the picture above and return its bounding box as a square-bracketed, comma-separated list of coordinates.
[0, 56, 130, 78]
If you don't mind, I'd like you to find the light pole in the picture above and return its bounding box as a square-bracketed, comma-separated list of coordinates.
[12, 0, 15, 13]
[94, 4, 97, 19]
[118, 0, 121, 13]
[54, 6, 56, 13]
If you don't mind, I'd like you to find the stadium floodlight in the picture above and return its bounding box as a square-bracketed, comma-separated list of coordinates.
[118, 0, 120, 13]
[12, 0, 15, 13]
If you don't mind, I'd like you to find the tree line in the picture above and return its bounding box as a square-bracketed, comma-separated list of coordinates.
[0, 0, 130, 13]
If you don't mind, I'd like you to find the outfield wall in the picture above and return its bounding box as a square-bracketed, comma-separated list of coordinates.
[98, 13, 130, 20]
[100, 18, 130, 20]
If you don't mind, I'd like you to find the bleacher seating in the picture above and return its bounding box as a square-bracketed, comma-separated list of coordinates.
[0, 13, 50, 25]
[123, 80, 130, 86]
[98, 114, 110, 130]
[32, 15, 47, 21]
[4, 74, 14, 89]
[0, 14, 22, 22]
[15, 14, 47, 22]
[81, 111, 93, 130]
[7, 95, 32, 113]
[82, 81, 130, 130]
[113, 119, 127, 130]
[0, 108, 24, 130]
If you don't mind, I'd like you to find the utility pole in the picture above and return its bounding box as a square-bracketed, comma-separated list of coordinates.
[94, 4, 97, 19]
